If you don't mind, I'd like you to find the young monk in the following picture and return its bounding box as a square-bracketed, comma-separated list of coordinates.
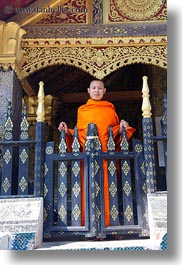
[58, 80, 136, 226]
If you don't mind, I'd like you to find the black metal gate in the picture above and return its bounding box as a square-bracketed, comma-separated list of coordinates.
[43, 123, 149, 240]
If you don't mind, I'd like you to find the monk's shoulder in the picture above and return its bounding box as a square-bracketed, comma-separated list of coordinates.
[103, 100, 115, 110]
[78, 103, 86, 110]
[77, 103, 87, 114]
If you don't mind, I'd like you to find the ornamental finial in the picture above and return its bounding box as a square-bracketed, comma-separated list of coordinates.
[36, 81, 45, 122]
[142, 76, 152, 118]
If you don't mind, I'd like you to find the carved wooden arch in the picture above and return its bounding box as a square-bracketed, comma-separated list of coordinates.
[21, 37, 167, 80]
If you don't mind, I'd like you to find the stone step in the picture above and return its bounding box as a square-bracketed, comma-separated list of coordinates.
[0, 197, 43, 250]
[35, 238, 162, 251]
[0, 232, 9, 250]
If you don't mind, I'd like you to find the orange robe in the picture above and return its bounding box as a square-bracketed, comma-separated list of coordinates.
[67, 99, 136, 226]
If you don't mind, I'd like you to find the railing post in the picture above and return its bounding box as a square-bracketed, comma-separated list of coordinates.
[84, 123, 102, 238]
[142, 76, 157, 193]
[161, 93, 167, 177]
[18, 100, 30, 195]
[0, 102, 13, 195]
[107, 127, 120, 226]
[120, 128, 135, 225]
[34, 81, 45, 197]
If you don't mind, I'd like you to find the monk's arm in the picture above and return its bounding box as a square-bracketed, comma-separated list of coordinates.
[58, 122, 74, 152]
[112, 124, 136, 143]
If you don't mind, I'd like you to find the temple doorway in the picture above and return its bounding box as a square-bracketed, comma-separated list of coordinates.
[25, 62, 166, 141]
[25, 62, 167, 192]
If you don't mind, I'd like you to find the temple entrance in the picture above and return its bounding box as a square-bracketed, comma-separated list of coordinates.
[24, 62, 167, 196]
[0, 0, 167, 248]
[25, 62, 166, 145]
[0, 64, 167, 242]
[22, 62, 166, 241]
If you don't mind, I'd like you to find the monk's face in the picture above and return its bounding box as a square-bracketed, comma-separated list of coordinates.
[87, 80, 106, 100]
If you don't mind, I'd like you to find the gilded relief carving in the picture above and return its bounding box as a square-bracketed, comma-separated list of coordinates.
[0, 13, 167, 91]
[104, 0, 167, 23]
[0, 21, 26, 66]
[35, 0, 91, 25]
[0, 22, 167, 103]
[0, 21, 26, 79]
[21, 41, 167, 80]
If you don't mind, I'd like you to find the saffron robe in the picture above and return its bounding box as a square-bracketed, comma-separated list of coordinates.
[67, 99, 136, 226]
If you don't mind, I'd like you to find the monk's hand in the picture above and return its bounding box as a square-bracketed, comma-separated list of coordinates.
[119, 119, 129, 133]
[58, 122, 70, 135]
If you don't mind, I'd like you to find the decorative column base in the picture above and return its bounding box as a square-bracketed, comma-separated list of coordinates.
[0, 197, 43, 250]
[147, 191, 167, 250]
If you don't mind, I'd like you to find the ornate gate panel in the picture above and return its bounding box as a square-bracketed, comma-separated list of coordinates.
[43, 129, 90, 239]
[43, 123, 149, 240]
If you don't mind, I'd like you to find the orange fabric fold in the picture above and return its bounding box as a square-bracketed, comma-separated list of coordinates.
[65, 99, 136, 226]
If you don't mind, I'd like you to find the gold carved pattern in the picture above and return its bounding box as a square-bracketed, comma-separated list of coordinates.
[2, 177, 11, 193]
[21, 41, 167, 80]
[45, 146, 53, 154]
[20, 115, 29, 140]
[94, 160, 100, 175]
[20, 149, 28, 164]
[44, 183, 48, 198]
[72, 181, 81, 197]
[72, 162, 80, 177]
[36, 0, 89, 25]
[4, 132, 12, 141]
[108, 161, 116, 176]
[122, 161, 130, 176]
[58, 162, 67, 177]
[72, 137, 80, 152]
[58, 205, 67, 221]
[24, 94, 55, 125]
[123, 181, 131, 196]
[107, 127, 115, 151]
[44, 163, 48, 177]
[4, 116, 13, 133]
[142, 181, 147, 194]
[94, 181, 100, 197]
[72, 204, 81, 221]
[19, 176, 28, 192]
[3, 149, 12, 164]
[110, 205, 119, 221]
[141, 162, 146, 175]
[135, 144, 143, 153]
[104, 0, 166, 23]
[124, 205, 133, 222]
[59, 138, 67, 154]
[109, 181, 117, 197]
[58, 182, 67, 197]
[95, 205, 101, 222]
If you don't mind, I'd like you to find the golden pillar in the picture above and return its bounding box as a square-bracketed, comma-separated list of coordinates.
[0, 21, 26, 75]
[0, 21, 26, 140]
